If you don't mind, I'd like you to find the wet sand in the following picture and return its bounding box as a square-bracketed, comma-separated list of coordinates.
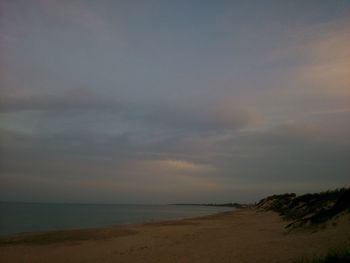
[1, 209, 349, 263]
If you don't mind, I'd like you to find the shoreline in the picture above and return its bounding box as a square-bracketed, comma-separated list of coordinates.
[0, 207, 236, 239]
[0, 208, 350, 263]
[1, 208, 349, 262]
[0, 209, 237, 243]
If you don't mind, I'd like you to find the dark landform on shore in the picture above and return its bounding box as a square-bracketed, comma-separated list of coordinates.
[171, 202, 250, 208]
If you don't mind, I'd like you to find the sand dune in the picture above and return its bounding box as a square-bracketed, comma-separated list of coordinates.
[1, 209, 349, 263]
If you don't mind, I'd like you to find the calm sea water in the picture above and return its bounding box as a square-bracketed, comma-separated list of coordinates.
[0, 202, 234, 236]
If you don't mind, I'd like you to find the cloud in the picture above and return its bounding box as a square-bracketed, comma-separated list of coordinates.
[139, 159, 216, 173]
[128, 102, 264, 132]
[0, 88, 121, 113]
[1, 86, 262, 137]
[1, 108, 349, 203]
[307, 108, 350, 116]
[1, 1, 350, 203]
[0, 60, 124, 112]
[300, 27, 350, 96]
[268, 17, 350, 97]
[1, 0, 117, 43]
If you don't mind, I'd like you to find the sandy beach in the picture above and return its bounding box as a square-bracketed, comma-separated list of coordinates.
[1, 208, 349, 263]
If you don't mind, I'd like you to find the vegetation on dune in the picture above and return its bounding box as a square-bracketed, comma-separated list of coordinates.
[294, 247, 350, 263]
[259, 189, 350, 262]
[256, 188, 350, 228]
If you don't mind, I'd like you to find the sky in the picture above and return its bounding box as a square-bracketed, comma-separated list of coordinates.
[0, 0, 349, 204]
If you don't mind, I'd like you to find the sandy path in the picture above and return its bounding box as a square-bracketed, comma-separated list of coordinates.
[1, 209, 349, 263]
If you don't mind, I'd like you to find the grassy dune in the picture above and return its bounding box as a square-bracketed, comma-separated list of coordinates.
[295, 248, 350, 263]
[256, 188, 350, 229]
[257, 188, 350, 263]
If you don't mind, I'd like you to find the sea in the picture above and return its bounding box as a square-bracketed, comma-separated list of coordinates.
[0, 202, 234, 236]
